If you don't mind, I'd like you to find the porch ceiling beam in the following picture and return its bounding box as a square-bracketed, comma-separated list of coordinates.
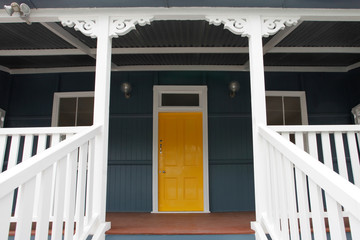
[1, 8, 360, 23]
[0, 65, 11, 73]
[40, 22, 95, 58]
[263, 20, 303, 54]
[346, 61, 360, 71]
[2, 47, 360, 57]
[8, 64, 349, 75]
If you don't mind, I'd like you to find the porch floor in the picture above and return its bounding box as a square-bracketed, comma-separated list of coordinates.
[106, 212, 256, 235]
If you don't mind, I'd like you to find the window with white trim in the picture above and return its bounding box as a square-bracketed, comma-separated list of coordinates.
[52, 92, 94, 127]
[266, 91, 308, 125]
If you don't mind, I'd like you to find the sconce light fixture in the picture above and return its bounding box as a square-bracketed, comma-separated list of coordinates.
[229, 81, 240, 98]
[121, 82, 132, 99]
[4, 2, 31, 25]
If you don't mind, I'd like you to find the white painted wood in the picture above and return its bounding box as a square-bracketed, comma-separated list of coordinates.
[8, 65, 350, 75]
[8, 135, 20, 169]
[325, 193, 347, 240]
[0, 126, 86, 135]
[51, 92, 94, 127]
[349, 213, 360, 240]
[320, 133, 333, 168]
[14, 177, 36, 240]
[247, 15, 268, 222]
[347, 133, 360, 187]
[14, 134, 34, 218]
[41, 22, 95, 58]
[85, 138, 95, 224]
[334, 132, 349, 180]
[0, 193, 13, 240]
[251, 221, 268, 240]
[1, 7, 360, 23]
[75, 144, 88, 237]
[33, 134, 47, 219]
[64, 150, 77, 240]
[294, 133, 312, 240]
[0, 125, 100, 199]
[34, 166, 53, 240]
[268, 145, 281, 236]
[49, 134, 61, 219]
[275, 153, 290, 240]
[270, 125, 360, 133]
[92, 16, 112, 239]
[308, 179, 327, 240]
[0, 135, 7, 171]
[347, 61, 360, 72]
[152, 85, 209, 213]
[91, 222, 111, 240]
[258, 125, 360, 221]
[294, 167, 312, 240]
[4, 46, 360, 57]
[51, 157, 67, 240]
[0, 65, 11, 73]
[283, 158, 300, 240]
[266, 91, 309, 125]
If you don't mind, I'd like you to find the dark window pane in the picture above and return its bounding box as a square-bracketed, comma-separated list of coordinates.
[162, 94, 199, 106]
[284, 97, 302, 125]
[266, 96, 284, 125]
[58, 98, 76, 126]
[77, 97, 94, 126]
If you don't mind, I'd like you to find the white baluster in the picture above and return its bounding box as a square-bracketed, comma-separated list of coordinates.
[334, 132, 348, 180]
[320, 132, 333, 169]
[34, 166, 54, 240]
[0, 135, 7, 171]
[64, 150, 78, 240]
[347, 132, 360, 187]
[325, 193, 346, 240]
[85, 139, 95, 224]
[308, 179, 327, 240]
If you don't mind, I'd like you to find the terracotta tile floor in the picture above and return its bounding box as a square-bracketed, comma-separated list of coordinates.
[106, 212, 256, 235]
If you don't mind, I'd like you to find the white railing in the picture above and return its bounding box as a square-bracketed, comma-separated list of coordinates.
[256, 124, 360, 240]
[0, 125, 110, 240]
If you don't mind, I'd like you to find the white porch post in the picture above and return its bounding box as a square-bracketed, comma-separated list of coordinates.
[92, 16, 112, 233]
[247, 15, 268, 221]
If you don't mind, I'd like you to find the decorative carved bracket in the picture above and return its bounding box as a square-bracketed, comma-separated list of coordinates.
[61, 18, 97, 38]
[60, 16, 153, 38]
[206, 16, 299, 38]
[110, 16, 153, 38]
[206, 16, 250, 37]
[262, 17, 299, 37]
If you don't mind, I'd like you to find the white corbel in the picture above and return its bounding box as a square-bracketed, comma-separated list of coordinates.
[61, 18, 98, 38]
[206, 16, 250, 37]
[60, 16, 153, 38]
[262, 17, 299, 37]
[206, 16, 299, 38]
[109, 16, 153, 38]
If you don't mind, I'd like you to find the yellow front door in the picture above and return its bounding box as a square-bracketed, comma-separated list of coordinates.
[158, 112, 204, 211]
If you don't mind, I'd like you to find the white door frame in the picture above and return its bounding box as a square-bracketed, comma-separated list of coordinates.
[152, 85, 209, 213]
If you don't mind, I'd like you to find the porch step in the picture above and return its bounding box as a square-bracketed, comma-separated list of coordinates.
[105, 235, 255, 240]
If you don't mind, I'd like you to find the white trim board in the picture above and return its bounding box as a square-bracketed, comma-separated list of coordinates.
[51, 91, 94, 127]
[6, 65, 353, 75]
[2, 7, 360, 23]
[3, 47, 360, 57]
[152, 85, 209, 213]
[266, 91, 309, 125]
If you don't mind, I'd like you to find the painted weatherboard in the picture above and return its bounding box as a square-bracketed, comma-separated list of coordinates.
[1, 70, 359, 212]
[0, 71, 10, 111]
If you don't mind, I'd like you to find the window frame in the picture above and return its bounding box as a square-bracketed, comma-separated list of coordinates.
[51, 91, 94, 127]
[266, 91, 309, 125]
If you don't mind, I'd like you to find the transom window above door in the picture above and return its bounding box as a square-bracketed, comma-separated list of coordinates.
[52, 92, 94, 127]
[266, 91, 308, 125]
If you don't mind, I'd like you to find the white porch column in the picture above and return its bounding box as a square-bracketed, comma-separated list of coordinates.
[92, 16, 112, 230]
[247, 16, 268, 221]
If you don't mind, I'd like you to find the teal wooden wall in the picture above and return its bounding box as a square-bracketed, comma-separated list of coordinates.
[2, 69, 359, 212]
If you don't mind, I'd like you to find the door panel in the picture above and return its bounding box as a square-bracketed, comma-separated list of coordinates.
[158, 112, 203, 211]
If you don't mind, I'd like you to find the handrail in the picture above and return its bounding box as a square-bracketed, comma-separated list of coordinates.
[258, 124, 360, 219]
[0, 126, 88, 135]
[269, 124, 360, 133]
[0, 125, 101, 199]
